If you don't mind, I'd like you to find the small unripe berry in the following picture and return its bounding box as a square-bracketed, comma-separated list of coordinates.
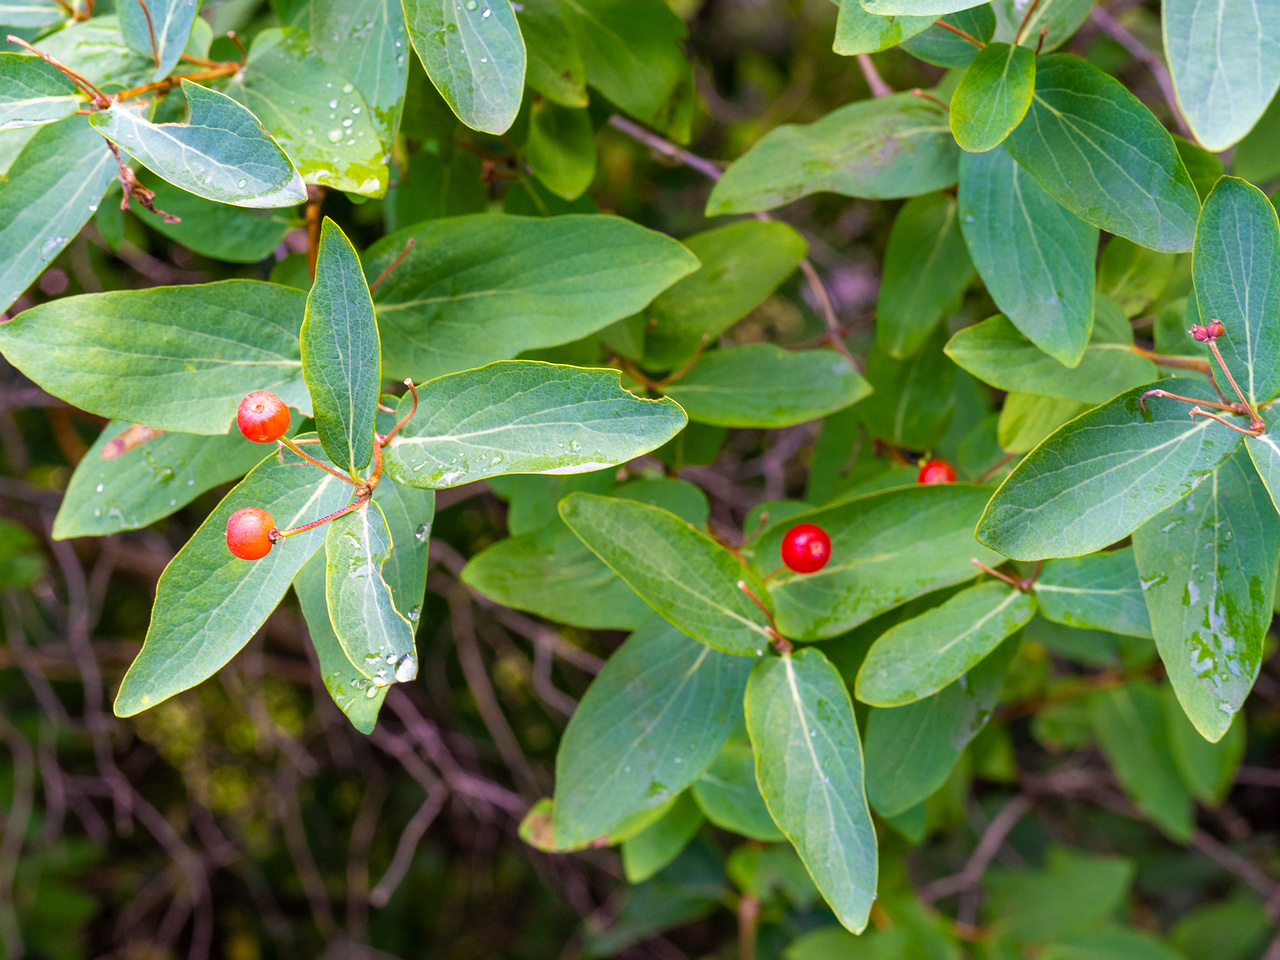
[917, 459, 957, 485]
[237, 391, 290, 443]
[227, 507, 276, 560]
[1189, 320, 1224, 342]
[781, 523, 831, 574]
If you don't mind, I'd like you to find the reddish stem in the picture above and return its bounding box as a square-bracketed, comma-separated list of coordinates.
[934, 19, 985, 48]
[277, 436, 363, 487]
[369, 237, 416, 296]
[380, 380, 419, 445]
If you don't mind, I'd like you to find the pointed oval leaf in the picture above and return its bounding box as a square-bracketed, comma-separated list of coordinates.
[560, 493, 774, 655]
[53, 421, 279, 539]
[691, 737, 784, 842]
[372, 477, 435, 627]
[856, 581, 1035, 706]
[384, 363, 686, 488]
[1033, 546, 1152, 639]
[944, 315, 1156, 403]
[403, 0, 525, 134]
[516, 0, 587, 107]
[223, 28, 389, 197]
[311, 0, 410, 145]
[1164, 0, 1280, 151]
[833, 1, 934, 56]
[958, 145, 1098, 366]
[976, 379, 1243, 561]
[0, 280, 310, 434]
[0, 115, 116, 312]
[706, 92, 958, 215]
[552, 617, 754, 847]
[0, 53, 82, 130]
[1004, 54, 1201, 253]
[950, 42, 1035, 153]
[113, 445, 353, 716]
[745, 649, 877, 933]
[367, 213, 700, 381]
[1192, 176, 1280, 407]
[118, 0, 198, 79]
[325, 500, 418, 685]
[620, 792, 704, 883]
[296, 550, 387, 734]
[303, 218, 381, 474]
[1132, 446, 1279, 742]
[1162, 682, 1245, 805]
[755, 484, 1003, 640]
[662, 344, 870, 428]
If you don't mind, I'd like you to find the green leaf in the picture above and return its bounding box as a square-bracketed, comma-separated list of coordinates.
[950, 42, 1035, 153]
[367, 213, 699, 381]
[860, 0, 986, 16]
[856, 581, 1034, 706]
[0, 280, 310, 434]
[1003, 54, 1201, 253]
[551, 617, 754, 847]
[559, 493, 774, 655]
[370, 474, 434, 622]
[663, 345, 870, 428]
[311, 0, 410, 144]
[1132, 445, 1279, 742]
[1042, 929, 1185, 960]
[1192, 176, 1280, 406]
[0, 0, 64, 27]
[325, 500, 417, 684]
[1163, 0, 1280, 151]
[691, 737, 784, 841]
[560, 0, 693, 141]
[901, 5, 997, 67]
[1175, 135, 1227, 202]
[1097, 235, 1176, 317]
[833, 1, 933, 56]
[621, 792, 704, 883]
[745, 648, 877, 932]
[756, 484, 1002, 640]
[224, 27, 389, 197]
[944, 315, 1156, 404]
[991, 0, 1094, 52]
[0, 53, 81, 130]
[1091, 681, 1194, 841]
[402, 0, 525, 135]
[976, 379, 1243, 561]
[643, 220, 806, 369]
[1233, 92, 1280, 184]
[89, 80, 306, 208]
[36, 17, 155, 91]
[130, 171, 292, 263]
[525, 100, 595, 200]
[517, 0, 587, 107]
[52, 421, 276, 539]
[984, 847, 1133, 942]
[0, 115, 116, 312]
[958, 145, 1098, 366]
[113, 444, 353, 715]
[1163, 683, 1244, 805]
[706, 92, 958, 215]
[859, 332, 957, 449]
[997, 392, 1087, 454]
[384, 363, 685, 488]
[118, 0, 198, 79]
[302, 218, 381, 474]
[1170, 896, 1272, 960]
[295, 549, 387, 733]
[876, 191, 974, 358]
[1032, 547, 1152, 639]
[864, 633, 1017, 815]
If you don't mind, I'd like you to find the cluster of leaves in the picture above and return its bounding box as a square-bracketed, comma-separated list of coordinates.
[4, 0, 1280, 955]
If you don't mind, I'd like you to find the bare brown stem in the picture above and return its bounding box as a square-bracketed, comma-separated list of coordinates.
[134, 0, 160, 67]
[113, 62, 240, 102]
[277, 435, 362, 488]
[1013, 0, 1043, 45]
[381, 379, 419, 444]
[856, 54, 893, 97]
[655, 334, 711, 387]
[934, 19, 985, 47]
[369, 237, 416, 295]
[305, 185, 325, 282]
[920, 795, 1033, 903]
[1189, 407, 1263, 436]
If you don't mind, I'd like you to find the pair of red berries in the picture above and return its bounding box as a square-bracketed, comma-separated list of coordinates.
[226, 391, 292, 560]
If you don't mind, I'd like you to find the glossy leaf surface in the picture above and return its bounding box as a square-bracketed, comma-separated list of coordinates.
[311, 0, 410, 144]
[0, 53, 81, 130]
[833, 1, 932, 55]
[950, 42, 1035, 152]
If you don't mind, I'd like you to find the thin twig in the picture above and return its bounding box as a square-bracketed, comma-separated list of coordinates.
[135, 0, 160, 67]
[369, 785, 448, 907]
[369, 238, 416, 295]
[934, 19, 985, 48]
[797, 258, 859, 368]
[607, 114, 725, 180]
[856, 54, 893, 97]
[919, 794, 1033, 903]
[1013, 0, 1043, 45]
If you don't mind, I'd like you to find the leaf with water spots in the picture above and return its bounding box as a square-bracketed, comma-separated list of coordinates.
[1032, 547, 1152, 639]
[312, 0, 410, 145]
[384, 363, 686, 489]
[1132, 445, 1279, 742]
[745, 648, 877, 932]
[0, 53, 82, 130]
[371, 476, 435, 629]
[552, 617, 754, 848]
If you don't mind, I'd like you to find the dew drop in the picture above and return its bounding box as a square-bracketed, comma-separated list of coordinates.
[342, 83, 354, 93]
[342, 118, 353, 127]
[96, 483, 104, 493]
[482, 7, 490, 15]
[237, 178, 247, 188]
[415, 523, 431, 542]
[395, 655, 417, 682]
[328, 129, 343, 142]
[328, 98, 339, 109]
[39, 236, 65, 260]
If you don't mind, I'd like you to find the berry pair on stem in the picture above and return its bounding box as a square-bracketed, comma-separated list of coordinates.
[225, 382, 418, 560]
[1140, 319, 1264, 436]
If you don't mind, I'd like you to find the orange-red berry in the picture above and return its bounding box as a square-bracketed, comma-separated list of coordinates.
[917, 459, 957, 485]
[237, 391, 290, 443]
[227, 507, 276, 560]
[781, 523, 831, 574]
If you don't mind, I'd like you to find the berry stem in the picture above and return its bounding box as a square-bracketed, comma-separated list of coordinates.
[369, 238, 416, 296]
[1139, 389, 1244, 417]
[270, 493, 370, 542]
[1205, 339, 1264, 430]
[655, 334, 712, 388]
[735, 580, 792, 653]
[6, 35, 109, 106]
[277, 436, 364, 488]
[1189, 406, 1263, 436]
[380, 380, 419, 446]
[971, 558, 1040, 592]
[1014, 0, 1043, 45]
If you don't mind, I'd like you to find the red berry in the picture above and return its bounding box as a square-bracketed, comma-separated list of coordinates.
[227, 507, 276, 560]
[781, 523, 831, 574]
[917, 459, 957, 485]
[237, 391, 290, 443]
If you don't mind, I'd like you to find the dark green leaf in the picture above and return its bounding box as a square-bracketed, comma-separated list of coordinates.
[525, 100, 595, 200]
[1033, 547, 1152, 638]
[620, 792, 703, 883]
[1163, 682, 1244, 805]
[958, 145, 1098, 365]
[311, 0, 410, 144]
[976, 379, 1243, 561]
[131, 171, 292, 263]
[0, 52, 80, 130]
[1170, 895, 1271, 960]
[403, 0, 525, 135]
[552, 617, 754, 847]
[118, 0, 197, 79]
[1097, 235, 1175, 317]
[302, 218, 380, 473]
[900, 5, 996, 67]
[518, 0, 587, 107]
[691, 737, 783, 841]
[706, 92, 958, 215]
[997, 392, 1087, 453]
[1042, 928, 1184, 960]
[984, 847, 1133, 942]
[1004, 54, 1201, 252]
[950, 42, 1035, 153]
[1174, 135, 1226, 202]
[859, 333, 957, 449]
[1132, 445, 1279, 742]
[0, 280, 311, 434]
[367, 213, 699, 381]
[745, 648, 877, 932]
